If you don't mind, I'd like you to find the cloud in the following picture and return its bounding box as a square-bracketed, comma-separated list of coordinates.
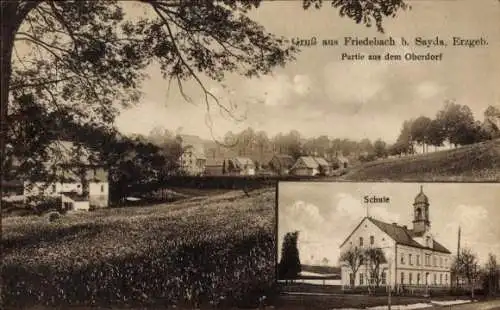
[335, 192, 400, 223]
[438, 204, 499, 263]
[323, 60, 389, 104]
[278, 192, 402, 266]
[415, 81, 444, 100]
[242, 73, 312, 107]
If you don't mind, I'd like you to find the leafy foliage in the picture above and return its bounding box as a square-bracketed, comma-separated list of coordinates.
[303, 0, 410, 33]
[363, 247, 387, 288]
[278, 231, 301, 280]
[452, 248, 481, 286]
[339, 245, 364, 286]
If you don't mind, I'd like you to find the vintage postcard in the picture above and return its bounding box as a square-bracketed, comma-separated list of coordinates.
[1, 0, 499, 309]
[277, 181, 500, 309]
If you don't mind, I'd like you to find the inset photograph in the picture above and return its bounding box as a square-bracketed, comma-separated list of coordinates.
[277, 182, 500, 308]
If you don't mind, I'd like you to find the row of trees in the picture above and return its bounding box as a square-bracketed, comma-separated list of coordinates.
[207, 128, 392, 166]
[391, 101, 500, 156]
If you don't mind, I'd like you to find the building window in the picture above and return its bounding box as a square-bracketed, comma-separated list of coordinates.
[433, 256, 437, 267]
[425, 254, 430, 266]
[400, 272, 404, 284]
[417, 255, 420, 266]
[433, 274, 437, 285]
[381, 272, 387, 285]
[359, 237, 364, 247]
[440, 257, 443, 267]
[51, 184, 56, 193]
[444, 258, 448, 267]
[409, 254, 413, 265]
[445, 274, 448, 284]
[440, 274, 443, 285]
[417, 273, 421, 285]
[370, 236, 374, 245]
[349, 273, 354, 286]
[400, 253, 405, 265]
[360, 273, 364, 285]
[409, 273, 413, 285]
[101, 184, 104, 193]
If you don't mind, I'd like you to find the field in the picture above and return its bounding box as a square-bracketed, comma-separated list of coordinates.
[1, 188, 277, 309]
[342, 139, 500, 182]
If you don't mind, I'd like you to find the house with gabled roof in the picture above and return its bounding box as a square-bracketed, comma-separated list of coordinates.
[290, 156, 332, 176]
[269, 154, 295, 175]
[22, 140, 109, 209]
[179, 144, 206, 176]
[224, 157, 256, 175]
[340, 186, 452, 289]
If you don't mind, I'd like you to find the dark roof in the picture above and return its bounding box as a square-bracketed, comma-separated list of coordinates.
[368, 218, 425, 248]
[369, 218, 451, 254]
[414, 186, 429, 204]
[62, 192, 88, 202]
[271, 154, 295, 168]
[340, 217, 451, 254]
[408, 230, 426, 238]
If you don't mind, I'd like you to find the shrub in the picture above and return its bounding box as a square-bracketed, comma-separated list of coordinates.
[47, 211, 61, 223]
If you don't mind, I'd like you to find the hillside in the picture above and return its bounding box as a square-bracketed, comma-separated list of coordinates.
[341, 139, 500, 182]
[2, 189, 277, 308]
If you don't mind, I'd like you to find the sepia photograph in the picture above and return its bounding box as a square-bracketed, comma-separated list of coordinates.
[1, 0, 500, 309]
[277, 181, 500, 309]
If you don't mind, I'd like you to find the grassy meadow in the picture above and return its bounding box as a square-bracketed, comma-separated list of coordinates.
[342, 139, 500, 182]
[1, 188, 277, 309]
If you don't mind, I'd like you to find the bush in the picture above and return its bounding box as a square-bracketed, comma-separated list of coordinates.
[30, 196, 62, 215]
[47, 211, 61, 222]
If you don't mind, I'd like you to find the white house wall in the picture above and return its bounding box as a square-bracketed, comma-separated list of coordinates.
[340, 218, 396, 287]
[24, 181, 82, 197]
[395, 243, 451, 287]
[89, 182, 109, 208]
[73, 201, 90, 211]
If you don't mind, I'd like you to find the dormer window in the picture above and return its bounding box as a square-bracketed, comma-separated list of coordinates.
[426, 236, 431, 247]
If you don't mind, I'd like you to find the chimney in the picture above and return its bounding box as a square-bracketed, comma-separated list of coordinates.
[403, 225, 408, 230]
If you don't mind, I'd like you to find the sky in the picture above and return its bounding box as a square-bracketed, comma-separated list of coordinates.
[116, 0, 500, 143]
[277, 182, 500, 267]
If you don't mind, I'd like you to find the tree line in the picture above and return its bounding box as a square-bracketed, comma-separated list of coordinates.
[390, 101, 500, 156]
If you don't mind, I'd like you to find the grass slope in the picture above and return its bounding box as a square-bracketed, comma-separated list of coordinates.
[342, 139, 500, 182]
[1, 189, 276, 309]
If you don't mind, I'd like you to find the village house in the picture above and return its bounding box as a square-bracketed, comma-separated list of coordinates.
[204, 158, 224, 176]
[268, 154, 295, 175]
[290, 156, 332, 176]
[340, 186, 452, 290]
[178, 144, 206, 176]
[224, 157, 256, 175]
[330, 153, 349, 169]
[23, 141, 109, 210]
